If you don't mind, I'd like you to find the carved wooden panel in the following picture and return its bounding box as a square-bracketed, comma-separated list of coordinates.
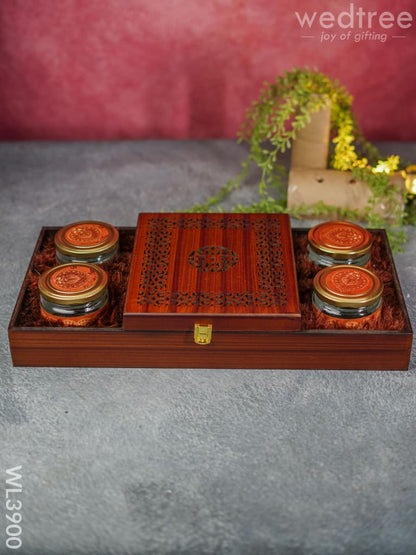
[124, 213, 301, 331]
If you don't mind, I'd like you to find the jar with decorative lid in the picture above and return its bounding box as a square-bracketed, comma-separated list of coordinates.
[312, 265, 383, 328]
[55, 221, 119, 264]
[308, 220, 373, 267]
[38, 263, 109, 326]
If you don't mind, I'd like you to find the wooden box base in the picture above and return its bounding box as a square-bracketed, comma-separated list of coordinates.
[8, 226, 413, 370]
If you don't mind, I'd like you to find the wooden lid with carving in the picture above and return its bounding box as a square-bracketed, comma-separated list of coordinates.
[124, 213, 301, 332]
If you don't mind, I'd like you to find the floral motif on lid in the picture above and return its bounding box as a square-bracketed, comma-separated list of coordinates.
[64, 223, 110, 246]
[313, 265, 383, 308]
[308, 221, 372, 259]
[38, 263, 108, 305]
[55, 221, 118, 257]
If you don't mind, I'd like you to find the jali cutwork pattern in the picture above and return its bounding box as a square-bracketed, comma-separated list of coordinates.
[135, 215, 288, 308]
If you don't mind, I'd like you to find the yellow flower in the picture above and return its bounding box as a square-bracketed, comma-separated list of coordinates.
[352, 158, 369, 169]
[372, 156, 400, 174]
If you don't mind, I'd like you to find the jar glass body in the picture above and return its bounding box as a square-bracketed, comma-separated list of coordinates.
[56, 246, 118, 265]
[40, 291, 108, 326]
[312, 290, 382, 319]
[307, 245, 371, 267]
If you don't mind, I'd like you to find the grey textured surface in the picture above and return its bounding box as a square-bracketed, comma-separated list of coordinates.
[1, 140, 416, 555]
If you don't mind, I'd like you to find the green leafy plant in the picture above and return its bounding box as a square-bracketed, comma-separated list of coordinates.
[191, 67, 409, 251]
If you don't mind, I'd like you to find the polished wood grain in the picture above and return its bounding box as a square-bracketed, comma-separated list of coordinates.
[124, 213, 301, 331]
[8, 225, 413, 370]
[8, 327, 413, 370]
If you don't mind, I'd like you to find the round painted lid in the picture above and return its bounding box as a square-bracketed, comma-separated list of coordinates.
[313, 265, 383, 308]
[55, 221, 119, 258]
[308, 220, 373, 259]
[38, 263, 108, 305]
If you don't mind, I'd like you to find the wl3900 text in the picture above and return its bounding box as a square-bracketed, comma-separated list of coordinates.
[5, 466, 23, 550]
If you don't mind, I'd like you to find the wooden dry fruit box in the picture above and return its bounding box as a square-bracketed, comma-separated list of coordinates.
[8, 213, 413, 370]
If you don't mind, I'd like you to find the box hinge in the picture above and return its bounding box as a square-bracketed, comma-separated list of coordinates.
[194, 324, 213, 345]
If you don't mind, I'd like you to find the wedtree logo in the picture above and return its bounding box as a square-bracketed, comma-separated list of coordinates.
[295, 2, 413, 43]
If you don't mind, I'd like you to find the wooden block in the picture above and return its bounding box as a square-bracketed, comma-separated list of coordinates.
[288, 168, 405, 221]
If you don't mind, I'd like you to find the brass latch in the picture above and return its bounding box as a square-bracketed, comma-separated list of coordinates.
[194, 324, 213, 345]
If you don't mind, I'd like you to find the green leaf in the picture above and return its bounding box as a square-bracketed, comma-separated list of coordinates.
[188, 67, 410, 251]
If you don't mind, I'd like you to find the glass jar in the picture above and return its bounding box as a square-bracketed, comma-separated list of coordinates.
[307, 220, 373, 267]
[38, 263, 109, 326]
[55, 221, 119, 264]
[312, 265, 383, 328]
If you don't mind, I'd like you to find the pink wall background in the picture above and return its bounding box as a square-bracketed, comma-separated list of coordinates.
[1, 0, 415, 141]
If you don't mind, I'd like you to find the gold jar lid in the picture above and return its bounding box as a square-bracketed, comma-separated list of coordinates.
[38, 263, 108, 305]
[308, 220, 373, 259]
[313, 265, 383, 308]
[55, 221, 119, 258]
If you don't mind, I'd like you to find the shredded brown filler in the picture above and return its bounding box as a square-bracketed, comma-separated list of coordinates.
[293, 231, 406, 330]
[15, 229, 406, 331]
[15, 229, 135, 328]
